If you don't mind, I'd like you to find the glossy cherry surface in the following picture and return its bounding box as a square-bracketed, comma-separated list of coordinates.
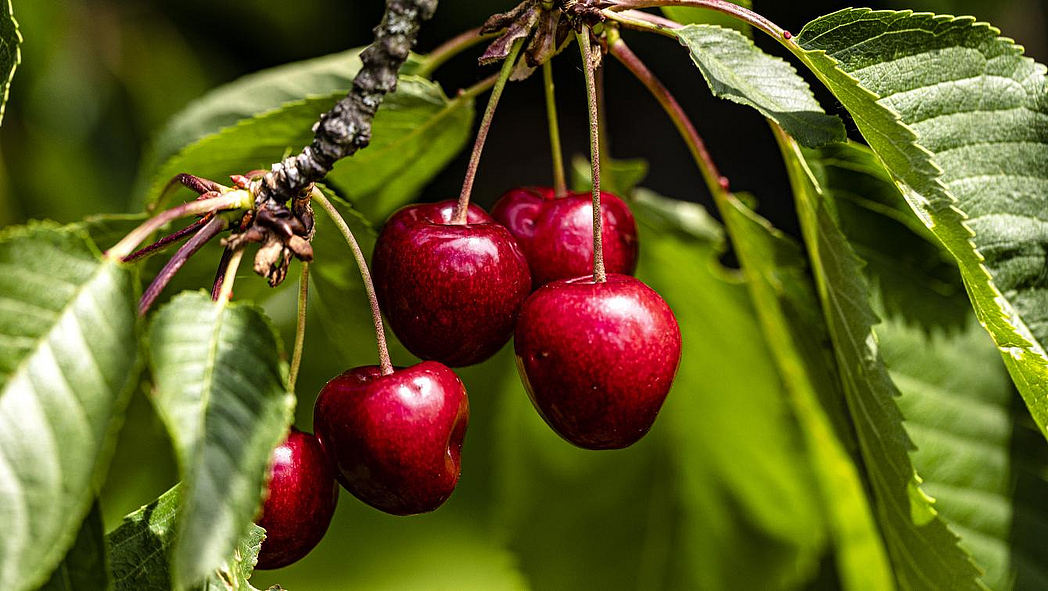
[313, 361, 469, 515]
[492, 187, 638, 288]
[514, 274, 681, 450]
[372, 200, 531, 367]
[255, 428, 339, 570]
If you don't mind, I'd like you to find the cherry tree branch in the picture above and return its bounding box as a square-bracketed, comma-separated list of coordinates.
[253, 0, 440, 207]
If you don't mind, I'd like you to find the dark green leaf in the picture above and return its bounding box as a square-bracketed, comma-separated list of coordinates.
[779, 131, 983, 591]
[148, 292, 293, 589]
[633, 190, 828, 591]
[674, 24, 845, 148]
[793, 8, 1048, 440]
[0, 224, 139, 590]
[0, 0, 20, 126]
[39, 503, 108, 591]
[107, 486, 267, 591]
[719, 195, 895, 591]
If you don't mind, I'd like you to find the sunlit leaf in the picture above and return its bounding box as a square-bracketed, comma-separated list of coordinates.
[148, 292, 293, 589]
[0, 224, 139, 590]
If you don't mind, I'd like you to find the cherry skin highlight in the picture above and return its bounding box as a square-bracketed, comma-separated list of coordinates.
[255, 428, 339, 570]
[313, 362, 469, 516]
[491, 187, 639, 288]
[514, 274, 682, 450]
[372, 200, 531, 367]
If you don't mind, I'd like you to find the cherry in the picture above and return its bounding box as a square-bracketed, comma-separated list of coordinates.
[514, 274, 681, 450]
[372, 200, 531, 367]
[255, 428, 339, 570]
[313, 361, 469, 515]
[491, 187, 638, 288]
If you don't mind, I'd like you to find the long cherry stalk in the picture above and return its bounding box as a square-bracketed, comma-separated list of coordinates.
[311, 190, 394, 376]
[543, 61, 568, 197]
[606, 0, 787, 40]
[123, 217, 210, 263]
[609, 37, 729, 202]
[414, 27, 492, 78]
[287, 262, 310, 394]
[578, 31, 607, 284]
[452, 37, 525, 224]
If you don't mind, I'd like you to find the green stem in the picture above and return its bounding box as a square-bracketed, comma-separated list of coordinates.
[452, 38, 525, 224]
[603, 9, 681, 38]
[107, 190, 252, 262]
[609, 38, 729, 202]
[414, 27, 492, 79]
[311, 190, 394, 376]
[287, 262, 309, 393]
[543, 61, 568, 197]
[578, 31, 607, 284]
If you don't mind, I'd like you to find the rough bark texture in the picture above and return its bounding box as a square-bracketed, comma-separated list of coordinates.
[254, 0, 439, 207]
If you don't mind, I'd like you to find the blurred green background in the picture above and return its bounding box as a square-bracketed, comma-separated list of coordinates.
[3, 1, 1047, 590]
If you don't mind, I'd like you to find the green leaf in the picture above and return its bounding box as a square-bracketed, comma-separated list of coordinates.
[0, 224, 139, 590]
[793, 8, 1048, 441]
[663, 0, 752, 36]
[778, 131, 983, 591]
[673, 24, 844, 148]
[804, 141, 1048, 591]
[0, 0, 20, 126]
[802, 142, 969, 332]
[39, 503, 108, 591]
[632, 190, 828, 591]
[107, 486, 267, 591]
[719, 195, 895, 591]
[148, 292, 294, 590]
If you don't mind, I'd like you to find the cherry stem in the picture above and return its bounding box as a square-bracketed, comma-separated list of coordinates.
[211, 247, 235, 301]
[123, 217, 209, 263]
[287, 262, 309, 394]
[606, 0, 786, 40]
[415, 27, 493, 78]
[138, 215, 229, 316]
[108, 191, 252, 262]
[452, 38, 524, 225]
[603, 9, 681, 37]
[216, 247, 245, 304]
[311, 190, 394, 376]
[543, 61, 568, 197]
[610, 38, 729, 201]
[578, 31, 607, 284]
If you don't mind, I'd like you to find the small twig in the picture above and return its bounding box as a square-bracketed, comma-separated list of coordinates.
[311, 190, 394, 376]
[543, 61, 568, 197]
[139, 216, 229, 316]
[578, 31, 607, 283]
[287, 262, 310, 393]
[211, 247, 236, 301]
[452, 37, 525, 224]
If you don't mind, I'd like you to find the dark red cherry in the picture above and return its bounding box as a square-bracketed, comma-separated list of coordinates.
[514, 274, 681, 450]
[492, 187, 639, 288]
[255, 428, 339, 570]
[312, 361, 469, 515]
[372, 200, 531, 367]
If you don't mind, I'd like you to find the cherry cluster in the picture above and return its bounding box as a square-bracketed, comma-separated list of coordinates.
[252, 184, 681, 569]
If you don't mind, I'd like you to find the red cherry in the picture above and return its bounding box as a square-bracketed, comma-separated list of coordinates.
[372, 200, 531, 367]
[312, 362, 469, 515]
[514, 274, 681, 449]
[492, 187, 638, 288]
[255, 428, 339, 570]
